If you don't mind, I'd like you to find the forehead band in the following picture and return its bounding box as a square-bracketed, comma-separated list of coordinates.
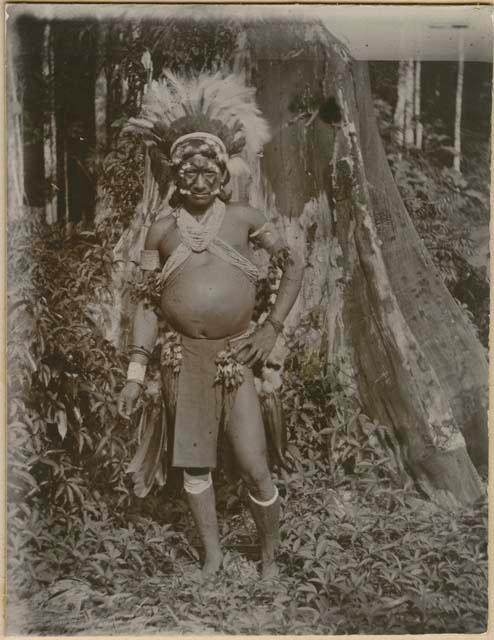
[170, 132, 228, 166]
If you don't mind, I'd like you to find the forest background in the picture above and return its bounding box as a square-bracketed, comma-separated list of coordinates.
[6, 10, 490, 636]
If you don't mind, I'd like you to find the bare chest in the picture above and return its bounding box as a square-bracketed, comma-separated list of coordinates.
[157, 214, 250, 263]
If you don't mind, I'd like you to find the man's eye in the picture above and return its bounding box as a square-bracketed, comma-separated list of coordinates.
[204, 172, 218, 180]
[183, 171, 198, 179]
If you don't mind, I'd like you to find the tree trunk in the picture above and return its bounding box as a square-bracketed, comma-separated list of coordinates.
[414, 61, 423, 150]
[393, 60, 407, 147]
[404, 59, 415, 147]
[236, 21, 485, 506]
[95, 66, 108, 151]
[7, 39, 25, 219]
[353, 61, 488, 472]
[42, 23, 58, 224]
[453, 41, 464, 173]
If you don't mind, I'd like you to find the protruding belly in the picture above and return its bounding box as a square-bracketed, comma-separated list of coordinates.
[161, 254, 256, 338]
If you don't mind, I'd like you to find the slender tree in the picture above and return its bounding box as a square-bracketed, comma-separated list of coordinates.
[414, 60, 423, 150]
[404, 58, 415, 147]
[453, 29, 465, 172]
[7, 39, 25, 218]
[42, 23, 58, 224]
[393, 60, 407, 147]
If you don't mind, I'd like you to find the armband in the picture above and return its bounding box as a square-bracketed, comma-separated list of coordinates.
[130, 270, 162, 312]
[266, 316, 284, 335]
[250, 222, 280, 251]
[140, 249, 161, 271]
[129, 345, 152, 363]
[127, 361, 146, 383]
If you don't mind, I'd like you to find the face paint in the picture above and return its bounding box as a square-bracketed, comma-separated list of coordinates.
[176, 154, 225, 213]
[178, 158, 222, 189]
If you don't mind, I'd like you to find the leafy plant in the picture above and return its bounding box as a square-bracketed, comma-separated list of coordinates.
[7, 217, 139, 599]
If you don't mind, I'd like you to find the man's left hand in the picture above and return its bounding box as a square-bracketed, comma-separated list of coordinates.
[232, 323, 278, 366]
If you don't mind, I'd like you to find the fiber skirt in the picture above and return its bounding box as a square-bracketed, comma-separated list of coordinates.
[128, 332, 244, 497]
[127, 330, 289, 498]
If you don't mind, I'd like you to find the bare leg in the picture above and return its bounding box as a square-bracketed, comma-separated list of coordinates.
[227, 370, 280, 579]
[184, 469, 223, 578]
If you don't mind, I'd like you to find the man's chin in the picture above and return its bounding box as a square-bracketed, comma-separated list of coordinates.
[185, 194, 215, 210]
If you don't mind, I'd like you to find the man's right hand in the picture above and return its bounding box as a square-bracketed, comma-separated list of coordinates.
[118, 381, 144, 419]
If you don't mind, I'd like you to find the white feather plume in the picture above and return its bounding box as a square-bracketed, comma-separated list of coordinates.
[135, 71, 270, 155]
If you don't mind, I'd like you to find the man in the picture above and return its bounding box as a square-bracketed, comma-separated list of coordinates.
[117, 73, 304, 579]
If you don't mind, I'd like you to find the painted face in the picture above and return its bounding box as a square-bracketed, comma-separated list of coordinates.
[177, 154, 224, 213]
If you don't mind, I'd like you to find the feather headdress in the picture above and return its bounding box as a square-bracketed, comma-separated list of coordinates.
[125, 71, 270, 170]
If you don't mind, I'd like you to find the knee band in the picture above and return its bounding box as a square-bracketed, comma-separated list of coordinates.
[249, 485, 279, 507]
[183, 470, 212, 495]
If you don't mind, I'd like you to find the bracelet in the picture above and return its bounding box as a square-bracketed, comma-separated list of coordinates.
[266, 316, 284, 335]
[127, 379, 145, 389]
[140, 249, 161, 271]
[129, 345, 152, 360]
[127, 361, 146, 383]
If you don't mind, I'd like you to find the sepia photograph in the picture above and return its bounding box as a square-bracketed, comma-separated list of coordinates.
[6, 2, 490, 635]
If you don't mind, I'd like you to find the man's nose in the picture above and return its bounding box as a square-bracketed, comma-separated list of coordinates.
[193, 173, 207, 190]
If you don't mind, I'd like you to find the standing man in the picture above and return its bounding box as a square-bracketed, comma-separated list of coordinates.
[118, 73, 304, 579]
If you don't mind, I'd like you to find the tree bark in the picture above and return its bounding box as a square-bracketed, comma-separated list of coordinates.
[353, 61, 488, 472]
[414, 61, 423, 150]
[42, 23, 58, 224]
[404, 59, 415, 147]
[7, 39, 25, 219]
[393, 60, 407, 147]
[237, 21, 485, 506]
[453, 41, 464, 173]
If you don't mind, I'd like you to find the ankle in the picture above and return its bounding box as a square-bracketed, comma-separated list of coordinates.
[202, 549, 223, 577]
[261, 558, 279, 580]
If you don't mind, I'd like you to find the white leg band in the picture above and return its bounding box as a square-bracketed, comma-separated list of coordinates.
[248, 486, 279, 507]
[184, 471, 213, 495]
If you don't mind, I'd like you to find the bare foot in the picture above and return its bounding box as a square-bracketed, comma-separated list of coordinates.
[201, 552, 223, 579]
[261, 559, 279, 580]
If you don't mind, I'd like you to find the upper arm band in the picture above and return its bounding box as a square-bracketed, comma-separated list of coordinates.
[140, 249, 161, 271]
[249, 222, 281, 251]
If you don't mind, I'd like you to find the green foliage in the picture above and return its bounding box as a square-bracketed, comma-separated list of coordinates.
[100, 131, 145, 229]
[8, 504, 187, 603]
[7, 217, 138, 596]
[281, 326, 397, 483]
[275, 485, 487, 634]
[142, 19, 239, 75]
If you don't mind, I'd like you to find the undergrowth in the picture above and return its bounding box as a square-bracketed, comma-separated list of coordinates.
[8, 445, 487, 634]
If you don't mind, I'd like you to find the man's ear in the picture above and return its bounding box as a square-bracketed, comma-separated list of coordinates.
[221, 167, 231, 186]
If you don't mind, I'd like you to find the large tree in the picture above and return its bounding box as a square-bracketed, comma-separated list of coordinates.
[227, 19, 487, 506]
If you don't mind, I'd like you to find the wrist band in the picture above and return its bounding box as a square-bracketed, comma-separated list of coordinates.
[127, 379, 145, 389]
[140, 249, 161, 271]
[266, 316, 284, 335]
[129, 345, 152, 361]
[127, 361, 146, 383]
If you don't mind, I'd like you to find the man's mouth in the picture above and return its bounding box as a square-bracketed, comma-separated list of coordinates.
[191, 193, 211, 200]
